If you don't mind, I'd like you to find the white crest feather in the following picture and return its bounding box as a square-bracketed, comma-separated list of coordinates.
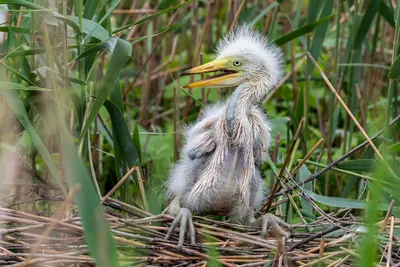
[216, 24, 283, 87]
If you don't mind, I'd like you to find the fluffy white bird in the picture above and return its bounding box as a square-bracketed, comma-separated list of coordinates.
[165, 24, 291, 249]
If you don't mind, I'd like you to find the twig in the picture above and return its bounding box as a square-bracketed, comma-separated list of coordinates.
[262, 117, 305, 213]
[228, 0, 246, 33]
[381, 200, 395, 233]
[307, 52, 384, 161]
[289, 225, 341, 251]
[386, 216, 395, 267]
[291, 138, 324, 176]
[100, 166, 140, 205]
[275, 113, 400, 196]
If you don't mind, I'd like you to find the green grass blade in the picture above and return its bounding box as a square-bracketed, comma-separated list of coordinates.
[83, 0, 99, 20]
[75, 38, 118, 60]
[82, 0, 120, 42]
[104, 100, 140, 203]
[79, 38, 131, 142]
[304, 189, 400, 215]
[339, 62, 390, 70]
[0, 26, 30, 33]
[67, 16, 109, 41]
[133, 0, 195, 26]
[132, 122, 142, 163]
[0, 0, 45, 10]
[250, 2, 277, 26]
[337, 159, 377, 173]
[395, 0, 400, 25]
[57, 116, 119, 267]
[74, 0, 82, 32]
[389, 54, 400, 79]
[307, 0, 333, 74]
[307, 0, 324, 24]
[354, 0, 381, 50]
[274, 14, 335, 46]
[378, 1, 395, 27]
[298, 165, 313, 214]
[104, 100, 140, 168]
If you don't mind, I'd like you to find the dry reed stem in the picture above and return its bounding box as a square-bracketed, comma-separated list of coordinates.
[228, 0, 246, 33]
[101, 166, 147, 211]
[307, 52, 384, 161]
[318, 239, 325, 267]
[263, 117, 305, 213]
[0, 196, 399, 266]
[386, 216, 395, 267]
[291, 138, 324, 176]
[381, 200, 396, 232]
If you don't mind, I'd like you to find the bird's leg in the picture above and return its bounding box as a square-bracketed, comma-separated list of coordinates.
[164, 195, 196, 250]
[249, 213, 292, 239]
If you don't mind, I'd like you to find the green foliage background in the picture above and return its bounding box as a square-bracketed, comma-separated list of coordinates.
[0, 0, 399, 266]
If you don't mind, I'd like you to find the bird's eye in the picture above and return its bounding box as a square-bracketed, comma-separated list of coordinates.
[233, 61, 241, 67]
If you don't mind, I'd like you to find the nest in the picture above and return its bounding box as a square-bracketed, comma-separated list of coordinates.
[0, 196, 399, 267]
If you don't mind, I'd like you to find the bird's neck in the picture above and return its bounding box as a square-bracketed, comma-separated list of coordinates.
[225, 83, 269, 134]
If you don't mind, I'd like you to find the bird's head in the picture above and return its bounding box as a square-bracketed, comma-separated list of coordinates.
[181, 24, 283, 90]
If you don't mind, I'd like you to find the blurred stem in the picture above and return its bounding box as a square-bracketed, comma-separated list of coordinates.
[384, 6, 400, 153]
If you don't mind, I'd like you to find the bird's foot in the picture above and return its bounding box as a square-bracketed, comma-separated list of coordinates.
[164, 208, 196, 251]
[251, 213, 292, 239]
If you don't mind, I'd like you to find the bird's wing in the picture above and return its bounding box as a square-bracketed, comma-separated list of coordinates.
[186, 129, 216, 160]
[183, 104, 224, 160]
[249, 107, 272, 169]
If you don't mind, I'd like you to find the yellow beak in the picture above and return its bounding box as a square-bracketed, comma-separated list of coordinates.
[180, 59, 238, 89]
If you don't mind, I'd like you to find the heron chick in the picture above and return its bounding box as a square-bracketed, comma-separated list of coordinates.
[165, 24, 291, 249]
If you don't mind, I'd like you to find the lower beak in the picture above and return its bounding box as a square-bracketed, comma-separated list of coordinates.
[180, 59, 238, 88]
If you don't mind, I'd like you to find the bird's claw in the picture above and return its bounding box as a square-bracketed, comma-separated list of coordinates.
[252, 213, 292, 239]
[164, 208, 196, 250]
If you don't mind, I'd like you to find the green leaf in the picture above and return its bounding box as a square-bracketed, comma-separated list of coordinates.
[389, 54, 400, 79]
[354, 0, 381, 50]
[338, 63, 390, 70]
[83, 0, 120, 42]
[0, 26, 30, 33]
[0, 82, 51, 91]
[79, 38, 132, 142]
[395, 0, 400, 26]
[273, 14, 335, 46]
[104, 100, 140, 168]
[76, 38, 118, 60]
[67, 16, 109, 41]
[250, 3, 278, 26]
[1, 89, 67, 195]
[307, 0, 333, 74]
[83, 0, 99, 20]
[58, 118, 119, 267]
[304, 189, 400, 214]
[0, 0, 45, 10]
[298, 165, 313, 214]
[134, 0, 195, 26]
[133, 122, 142, 163]
[379, 1, 395, 28]
[337, 159, 377, 173]
[270, 116, 289, 142]
[0, 61, 35, 86]
[104, 100, 140, 203]
[307, 0, 324, 24]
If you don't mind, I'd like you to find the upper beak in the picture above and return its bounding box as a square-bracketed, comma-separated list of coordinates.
[180, 59, 238, 88]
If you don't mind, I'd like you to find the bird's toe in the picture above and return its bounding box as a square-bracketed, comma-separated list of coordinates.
[260, 213, 291, 239]
[164, 208, 196, 251]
